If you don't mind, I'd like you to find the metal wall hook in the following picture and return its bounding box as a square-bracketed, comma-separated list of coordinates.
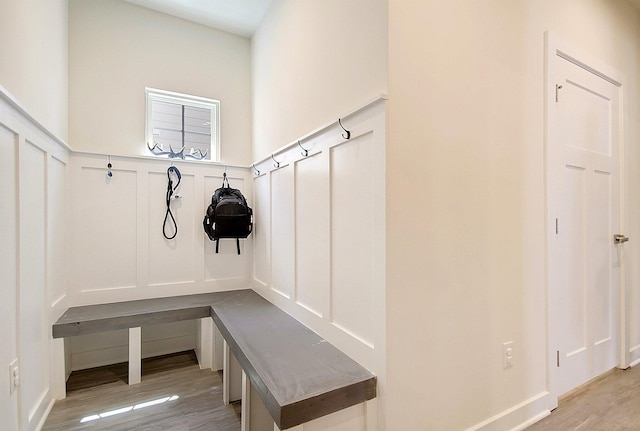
[253, 163, 261, 176]
[338, 118, 351, 140]
[107, 155, 113, 178]
[614, 234, 630, 244]
[272, 153, 281, 168]
[298, 140, 309, 157]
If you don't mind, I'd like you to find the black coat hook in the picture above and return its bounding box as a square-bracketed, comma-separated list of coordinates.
[253, 163, 261, 176]
[338, 118, 351, 140]
[107, 155, 113, 177]
[298, 140, 309, 157]
[272, 154, 281, 168]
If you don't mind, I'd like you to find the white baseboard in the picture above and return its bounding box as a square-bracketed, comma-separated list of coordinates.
[34, 398, 56, 431]
[464, 391, 551, 431]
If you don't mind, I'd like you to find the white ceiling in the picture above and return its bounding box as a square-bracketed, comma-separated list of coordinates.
[124, 0, 272, 38]
[126, 0, 640, 38]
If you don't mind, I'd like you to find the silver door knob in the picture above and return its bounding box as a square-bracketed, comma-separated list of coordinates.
[614, 234, 629, 244]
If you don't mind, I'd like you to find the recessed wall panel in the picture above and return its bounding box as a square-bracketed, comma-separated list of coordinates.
[330, 134, 375, 346]
[19, 141, 48, 424]
[253, 175, 270, 285]
[271, 167, 294, 298]
[295, 153, 328, 316]
[148, 172, 195, 285]
[0, 125, 18, 430]
[203, 175, 249, 281]
[74, 167, 137, 291]
[48, 157, 67, 304]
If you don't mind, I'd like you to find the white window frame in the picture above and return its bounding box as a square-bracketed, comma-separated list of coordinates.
[145, 87, 220, 161]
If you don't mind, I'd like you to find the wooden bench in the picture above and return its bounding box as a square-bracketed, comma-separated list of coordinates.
[52, 289, 377, 430]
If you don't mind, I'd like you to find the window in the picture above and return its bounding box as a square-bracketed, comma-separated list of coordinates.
[146, 88, 220, 161]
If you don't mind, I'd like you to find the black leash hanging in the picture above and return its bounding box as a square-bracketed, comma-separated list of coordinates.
[163, 165, 181, 240]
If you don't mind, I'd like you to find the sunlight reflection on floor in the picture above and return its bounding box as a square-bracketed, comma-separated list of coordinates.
[80, 395, 179, 423]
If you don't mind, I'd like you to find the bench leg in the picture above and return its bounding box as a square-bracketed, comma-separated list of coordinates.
[196, 317, 213, 370]
[51, 337, 67, 399]
[128, 327, 141, 385]
[365, 398, 378, 430]
[241, 370, 250, 431]
[242, 370, 274, 431]
[223, 340, 242, 404]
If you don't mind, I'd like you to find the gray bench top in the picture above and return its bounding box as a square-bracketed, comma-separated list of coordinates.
[53, 289, 376, 429]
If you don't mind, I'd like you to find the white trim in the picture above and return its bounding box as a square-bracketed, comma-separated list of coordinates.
[0, 85, 69, 151]
[463, 391, 551, 431]
[33, 398, 56, 431]
[251, 94, 388, 166]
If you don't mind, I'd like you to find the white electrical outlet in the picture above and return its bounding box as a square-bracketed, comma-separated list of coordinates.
[9, 359, 19, 394]
[503, 341, 514, 369]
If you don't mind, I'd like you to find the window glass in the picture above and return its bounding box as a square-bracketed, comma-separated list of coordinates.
[146, 88, 220, 161]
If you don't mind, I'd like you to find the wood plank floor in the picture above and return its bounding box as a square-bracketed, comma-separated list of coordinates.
[526, 365, 640, 430]
[43, 351, 241, 431]
[43, 352, 640, 430]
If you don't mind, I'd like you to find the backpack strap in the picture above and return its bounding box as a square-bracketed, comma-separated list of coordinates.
[214, 238, 241, 255]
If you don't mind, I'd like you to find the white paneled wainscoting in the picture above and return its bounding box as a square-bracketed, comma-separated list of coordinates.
[2, 86, 387, 430]
[65, 152, 252, 370]
[68, 153, 253, 305]
[251, 96, 387, 422]
[0, 87, 70, 431]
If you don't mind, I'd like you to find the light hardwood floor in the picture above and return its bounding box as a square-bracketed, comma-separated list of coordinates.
[43, 352, 640, 430]
[526, 365, 640, 430]
[43, 351, 241, 431]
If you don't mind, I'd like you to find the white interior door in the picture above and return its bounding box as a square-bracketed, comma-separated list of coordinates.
[547, 43, 623, 397]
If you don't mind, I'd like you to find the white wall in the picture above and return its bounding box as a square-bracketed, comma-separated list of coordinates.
[0, 89, 70, 431]
[68, 0, 252, 165]
[0, 0, 68, 141]
[386, 0, 640, 430]
[251, 0, 388, 161]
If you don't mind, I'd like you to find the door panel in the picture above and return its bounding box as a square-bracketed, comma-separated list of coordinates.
[549, 53, 621, 396]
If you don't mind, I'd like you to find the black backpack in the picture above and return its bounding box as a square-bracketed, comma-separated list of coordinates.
[203, 173, 253, 254]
